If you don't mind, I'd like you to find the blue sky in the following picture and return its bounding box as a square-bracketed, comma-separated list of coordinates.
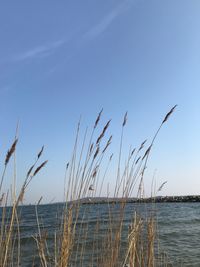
[0, 0, 200, 203]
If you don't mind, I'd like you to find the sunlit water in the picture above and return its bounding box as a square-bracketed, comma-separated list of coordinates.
[1, 202, 200, 266]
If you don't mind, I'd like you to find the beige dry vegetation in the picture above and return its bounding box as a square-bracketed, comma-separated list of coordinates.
[0, 106, 176, 267]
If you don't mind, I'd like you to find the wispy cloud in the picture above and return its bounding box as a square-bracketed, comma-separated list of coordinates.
[10, 1, 134, 67]
[46, 1, 135, 74]
[83, 0, 133, 41]
[13, 39, 66, 61]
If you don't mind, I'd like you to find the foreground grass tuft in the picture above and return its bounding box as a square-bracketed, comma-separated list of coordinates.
[0, 106, 176, 266]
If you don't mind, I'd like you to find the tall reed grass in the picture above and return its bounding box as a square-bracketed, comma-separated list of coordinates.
[0, 106, 176, 267]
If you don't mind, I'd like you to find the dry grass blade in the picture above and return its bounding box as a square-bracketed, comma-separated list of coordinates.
[162, 105, 177, 124]
[58, 209, 73, 267]
[33, 161, 48, 176]
[147, 217, 155, 267]
[5, 139, 18, 166]
[125, 214, 143, 267]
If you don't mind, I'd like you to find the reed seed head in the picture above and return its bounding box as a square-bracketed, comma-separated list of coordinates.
[131, 148, 136, 156]
[102, 135, 112, 153]
[142, 145, 152, 160]
[135, 156, 141, 165]
[158, 181, 167, 192]
[92, 166, 99, 178]
[162, 105, 177, 124]
[18, 187, 25, 203]
[109, 153, 113, 161]
[138, 139, 147, 151]
[94, 108, 103, 129]
[122, 112, 128, 127]
[37, 145, 44, 159]
[37, 196, 43, 205]
[96, 119, 111, 145]
[66, 162, 69, 170]
[89, 143, 94, 155]
[89, 184, 94, 191]
[26, 164, 35, 178]
[93, 146, 100, 160]
[5, 138, 18, 166]
[0, 193, 5, 206]
[33, 160, 48, 176]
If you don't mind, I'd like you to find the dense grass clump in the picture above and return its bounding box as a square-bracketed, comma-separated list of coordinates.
[0, 106, 176, 267]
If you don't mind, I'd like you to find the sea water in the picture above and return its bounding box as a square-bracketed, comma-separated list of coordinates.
[1, 202, 200, 266]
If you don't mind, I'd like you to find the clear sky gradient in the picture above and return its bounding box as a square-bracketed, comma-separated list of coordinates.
[0, 1, 200, 203]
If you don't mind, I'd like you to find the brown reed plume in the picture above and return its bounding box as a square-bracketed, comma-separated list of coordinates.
[94, 108, 103, 129]
[162, 105, 177, 124]
[0, 138, 18, 194]
[123, 111, 128, 127]
[33, 160, 48, 176]
[157, 181, 167, 192]
[96, 119, 111, 145]
[138, 140, 147, 152]
[5, 139, 18, 166]
[37, 145, 44, 159]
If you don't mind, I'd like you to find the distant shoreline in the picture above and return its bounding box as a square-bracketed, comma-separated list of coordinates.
[16, 196, 200, 207]
[77, 195, 200, 205]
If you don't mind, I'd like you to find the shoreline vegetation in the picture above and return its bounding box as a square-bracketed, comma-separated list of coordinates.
[0, 106, 177, 266]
